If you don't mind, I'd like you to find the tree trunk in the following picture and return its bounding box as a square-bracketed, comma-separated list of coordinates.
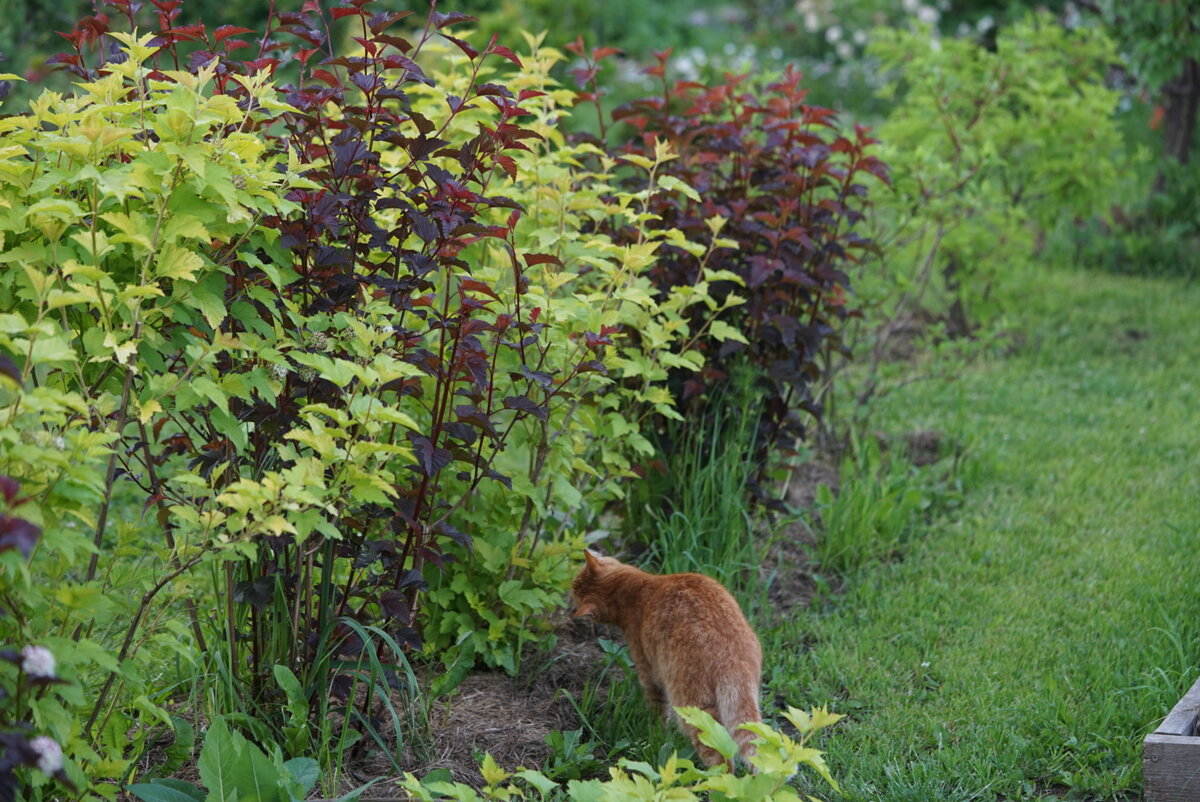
[1154, 56, 1200, 192]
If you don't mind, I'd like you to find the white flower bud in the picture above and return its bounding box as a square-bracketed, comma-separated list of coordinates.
[30, 736, 64, 775]
[21, 645, 56, 679]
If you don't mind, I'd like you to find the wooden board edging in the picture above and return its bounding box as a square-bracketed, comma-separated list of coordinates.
[1143, 673, 1200, 802]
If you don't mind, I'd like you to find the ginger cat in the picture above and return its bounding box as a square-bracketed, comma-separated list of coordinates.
[571, 549, 762, 768]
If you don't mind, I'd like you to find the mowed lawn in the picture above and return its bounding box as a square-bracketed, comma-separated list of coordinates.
[767, 264, 1200, 801]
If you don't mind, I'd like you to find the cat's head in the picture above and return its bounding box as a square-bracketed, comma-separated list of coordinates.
[571, 548, 621, 621]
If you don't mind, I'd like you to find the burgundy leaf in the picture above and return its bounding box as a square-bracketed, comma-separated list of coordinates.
[454, 404, 498, 439]
[522, 253, 562, 268]
[433, 520, 471, 550]
[432, 11, 478, 29]
[442, 35, 478, 61]
[489, 44, 522, 67]
[459, 277, 499, 301]
[520, 365, 553, 389]
[576, 360, 607, 374]
[0, 477, 19, 506]
[213, 24, 253, 42]
[409, 434, 452, 478]
[380, 589, 412, 622]
[485, 469, 512, 490]
[0, 354, 19, 386]
[0, 516, 41, 559]
[502, 395, 547, 421]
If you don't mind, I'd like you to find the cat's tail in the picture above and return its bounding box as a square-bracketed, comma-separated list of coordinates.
[719, 682, 761, 766]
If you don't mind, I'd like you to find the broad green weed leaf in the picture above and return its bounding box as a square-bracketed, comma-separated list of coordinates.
[515, 769, 557, 795]
[197, 718, 243, 802]
[127, 781, 205, 802]
[565, 779, 604, 801]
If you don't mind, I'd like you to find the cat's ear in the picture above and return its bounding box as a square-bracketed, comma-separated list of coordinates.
[584, 549, 604, 571]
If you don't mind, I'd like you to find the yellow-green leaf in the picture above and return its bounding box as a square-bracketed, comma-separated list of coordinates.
[137, 398, 163, 424]
[708, 320, 749, 344]
[157, 242, 205, 281]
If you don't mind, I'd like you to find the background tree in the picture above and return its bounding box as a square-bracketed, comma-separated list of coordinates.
[1085, 0, 1200, 190]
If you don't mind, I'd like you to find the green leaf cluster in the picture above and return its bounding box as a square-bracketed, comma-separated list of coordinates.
[397, 704, 845, 801]
[128, 716, 336, 802]
[836, 11, 1128, 365]
[408, 33, 742, 668]
[1095, 1, 1200, 91]
[0, 30, 296, 799]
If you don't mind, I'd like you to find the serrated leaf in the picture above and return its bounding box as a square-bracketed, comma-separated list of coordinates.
[138, 398, 163, 424]
[158, 242, 205, 281]
[620, 153, 655, 170]
[479, 753, 509, 787]
[675, 707, 738, 762]
[515, 769, 557, 794]
[657, 174, 701, 202]
[188, 272, 228, 330]
[808, 704, 845, 731]
[708, 320, 749, 344]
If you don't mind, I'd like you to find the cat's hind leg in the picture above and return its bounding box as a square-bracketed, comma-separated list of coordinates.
[674, 704, 733, 771]
[639, 678, 669, 721]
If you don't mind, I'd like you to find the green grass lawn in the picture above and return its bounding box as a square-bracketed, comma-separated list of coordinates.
[766, 265, 1200, 800]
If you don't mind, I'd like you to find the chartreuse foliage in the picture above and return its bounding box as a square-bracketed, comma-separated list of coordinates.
[864, 13, 1124, 329]
[2, 0, 787, 793]
[0, 29, 297, 797]
[412, 32, 750, 669]
[400, 705, 844, 801]
[0, 1, 874, 795]
[819, 13, 1127, 447]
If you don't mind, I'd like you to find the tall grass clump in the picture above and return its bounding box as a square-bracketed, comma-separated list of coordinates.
[562, 638, 688, 769]
[812, 440, 928, 576]
[625, 366, 769, 593]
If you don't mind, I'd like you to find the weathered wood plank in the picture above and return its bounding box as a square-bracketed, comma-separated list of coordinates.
[1159, 674, 1200, 737]
[1143, 675, 1200, 801]
[1144, 732, 1200, 802]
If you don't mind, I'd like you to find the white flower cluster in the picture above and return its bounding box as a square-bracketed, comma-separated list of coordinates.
[30, 736, 63, 775]
[20, 645, 56, 679]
